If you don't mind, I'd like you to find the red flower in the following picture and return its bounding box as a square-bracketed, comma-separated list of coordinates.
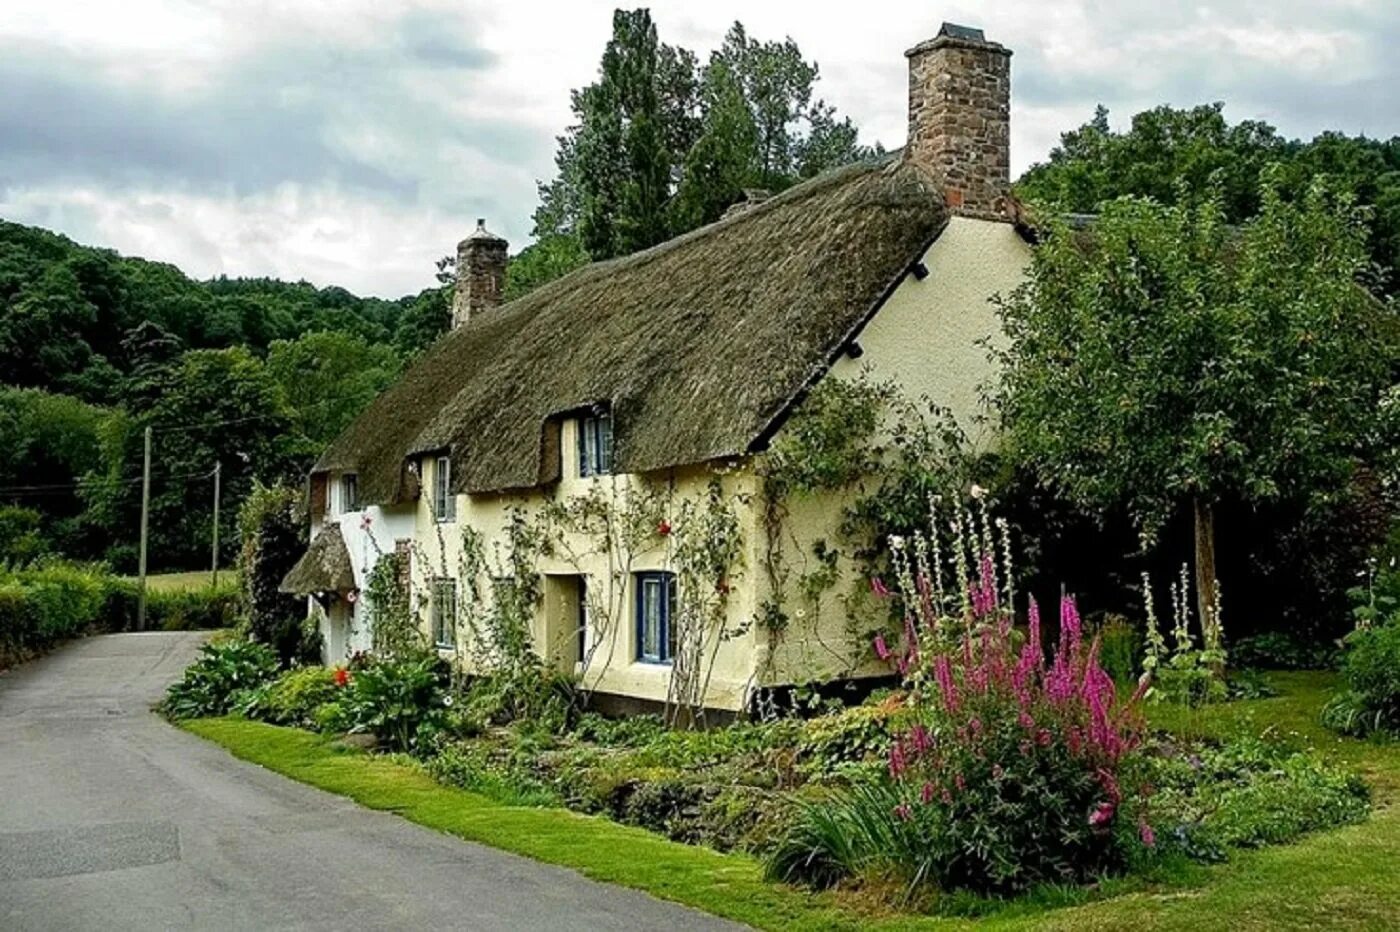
[656, 519, 672, 537]
[333, 667, 350, 688]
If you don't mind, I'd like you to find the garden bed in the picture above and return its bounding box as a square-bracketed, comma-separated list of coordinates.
[166, 641, 1392, 926]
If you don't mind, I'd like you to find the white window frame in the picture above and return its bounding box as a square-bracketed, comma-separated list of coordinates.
[433, 455, 455, 522]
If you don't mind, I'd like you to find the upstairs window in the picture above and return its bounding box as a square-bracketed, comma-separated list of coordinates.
[340, 473, 358, 514]
[433, 455, 455, 522]
[579, 412, 613, 478]
[431, 578, 457, 649]
[636, 571, 677, 664]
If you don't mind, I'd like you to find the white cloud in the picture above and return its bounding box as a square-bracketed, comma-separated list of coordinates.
[1, 0, 1396, 297]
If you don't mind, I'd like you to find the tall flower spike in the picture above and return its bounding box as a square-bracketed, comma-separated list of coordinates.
[927, 493, 947, 610]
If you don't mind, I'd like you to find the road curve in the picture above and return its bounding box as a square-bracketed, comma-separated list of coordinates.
[0, 633, 742, 931]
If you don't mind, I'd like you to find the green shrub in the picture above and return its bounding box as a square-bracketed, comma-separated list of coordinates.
[1096, 614, 1141, 684]
[1231, 631, 1338, 670]
[237, 483, 309, 664]
[0, 505, 49, 564]
[237, 666, 343, 727]
[1145, 736, 1369, 856]
[340, 656, 449, 752]
[159, 639, 280, 719]
[148, 583, 244, 630]
[766, 781, 915, 890]
[0, 560, 112, 664]
[796, 700, 894, 780]
[426, 742, 558, 807]
[1323, 619, 1400, 737]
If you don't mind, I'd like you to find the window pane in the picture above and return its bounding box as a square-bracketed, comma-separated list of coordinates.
[581, 418, 597, 477]
[641, 578, 660, 658]
[598, 415, 612, 474]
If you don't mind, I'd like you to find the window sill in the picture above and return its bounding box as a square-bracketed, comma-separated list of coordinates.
[633, 657, 673, 668]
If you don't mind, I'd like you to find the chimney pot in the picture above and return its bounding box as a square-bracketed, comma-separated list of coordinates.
[905, 24, 1011, 220]
[451, 218, 508, 328]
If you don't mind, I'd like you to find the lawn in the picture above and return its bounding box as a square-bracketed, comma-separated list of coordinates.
[183, 673, 1400, 930]
[131, 570, 234, 593]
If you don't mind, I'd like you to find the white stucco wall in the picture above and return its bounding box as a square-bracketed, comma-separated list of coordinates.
[309, 493, 416, 664]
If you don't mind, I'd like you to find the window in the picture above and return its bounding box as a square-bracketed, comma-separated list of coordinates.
[579, 412, 613, 477]
[433, 455, 455, 521]
[636, 571, 676, 664]
[431, 578, 457, 649]
[340, 474, 358, 513]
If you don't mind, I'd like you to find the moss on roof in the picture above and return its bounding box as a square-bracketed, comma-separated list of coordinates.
[279, 524, 354, 595]
[317, 154, 949, 502]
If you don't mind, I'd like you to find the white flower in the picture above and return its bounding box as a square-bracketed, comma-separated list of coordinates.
[969, 483, 986, 500]
[443, 695, 454, 707]
[889, 535, 906, 551]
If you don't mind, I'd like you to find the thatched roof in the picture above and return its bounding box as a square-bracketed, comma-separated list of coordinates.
[317, 153, 950, 502]
[279, 525, 354, 594]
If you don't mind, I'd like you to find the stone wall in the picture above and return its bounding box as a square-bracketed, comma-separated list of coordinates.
[905, 26, 1012, 221]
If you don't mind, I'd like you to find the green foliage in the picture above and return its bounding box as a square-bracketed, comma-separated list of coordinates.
[533, 13, 874, 289]
[0, 560, 109, 663]
[503, 234, 590, 302]
[1143, 736, 1370, 856]
[761, 376, 892, 500]
[1323, 619, 1400, 737]
[265, 330, 402, 445]
[0, 505, 49, 564]
[1231, 631, 1339, 671]
[795, 701, 894, 780]
[340, 656, 449, 752]
[1096, 614, 1141, 684]
[236, 483, 311, 664]
[1017, 104, 1400, 296]
[159, 638, 279, 719]
[237, 666, 343, 728]
[427, 741, 559, 807]
[998, 178, 1389, 540]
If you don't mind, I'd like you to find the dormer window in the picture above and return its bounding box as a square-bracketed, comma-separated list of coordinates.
[433, 455, 456, 522]
[579, 412, 613, 478]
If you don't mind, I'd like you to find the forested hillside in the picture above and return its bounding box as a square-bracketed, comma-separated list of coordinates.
[0, 219, 449, 571]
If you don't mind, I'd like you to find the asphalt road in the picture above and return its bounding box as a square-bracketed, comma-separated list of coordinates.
[0, 633, 742, 931]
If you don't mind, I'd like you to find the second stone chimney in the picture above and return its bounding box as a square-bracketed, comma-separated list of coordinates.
[905, 23, 1012, 219]
[451, 219, 508, 328]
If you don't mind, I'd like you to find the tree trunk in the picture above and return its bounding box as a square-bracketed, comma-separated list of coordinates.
[1192, 496, 1222, 672]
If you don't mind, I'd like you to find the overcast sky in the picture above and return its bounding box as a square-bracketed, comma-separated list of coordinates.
[2, 0, 1396, 297]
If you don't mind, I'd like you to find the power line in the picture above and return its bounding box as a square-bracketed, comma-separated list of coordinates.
[0, 467, 216, 496]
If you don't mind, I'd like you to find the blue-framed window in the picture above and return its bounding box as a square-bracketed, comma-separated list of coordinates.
[636, 571, 677, 664]
[579, 413, 613, 477]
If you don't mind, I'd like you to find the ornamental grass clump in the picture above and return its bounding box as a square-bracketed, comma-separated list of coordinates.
[771, 495, 1151, 896]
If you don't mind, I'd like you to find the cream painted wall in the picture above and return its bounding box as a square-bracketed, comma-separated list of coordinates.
[829, 215, 1028, 451]
[760, 217, 1030, 687]
[408, 452, 765, 712]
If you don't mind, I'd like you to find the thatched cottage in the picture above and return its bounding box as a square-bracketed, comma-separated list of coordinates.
[282, 23, 1032, 713]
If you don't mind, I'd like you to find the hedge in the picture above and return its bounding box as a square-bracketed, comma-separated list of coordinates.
[0, 561, 243, 668]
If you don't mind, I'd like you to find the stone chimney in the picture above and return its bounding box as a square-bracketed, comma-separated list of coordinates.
[451, 219, 508, 328]
[905, 23, 1011, 219]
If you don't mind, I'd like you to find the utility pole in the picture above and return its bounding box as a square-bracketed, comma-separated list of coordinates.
[211, 461, 222, 588]
[136, 425, 152, 632]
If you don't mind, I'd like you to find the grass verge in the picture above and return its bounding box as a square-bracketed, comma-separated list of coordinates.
[182, 673, 1400, 931]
